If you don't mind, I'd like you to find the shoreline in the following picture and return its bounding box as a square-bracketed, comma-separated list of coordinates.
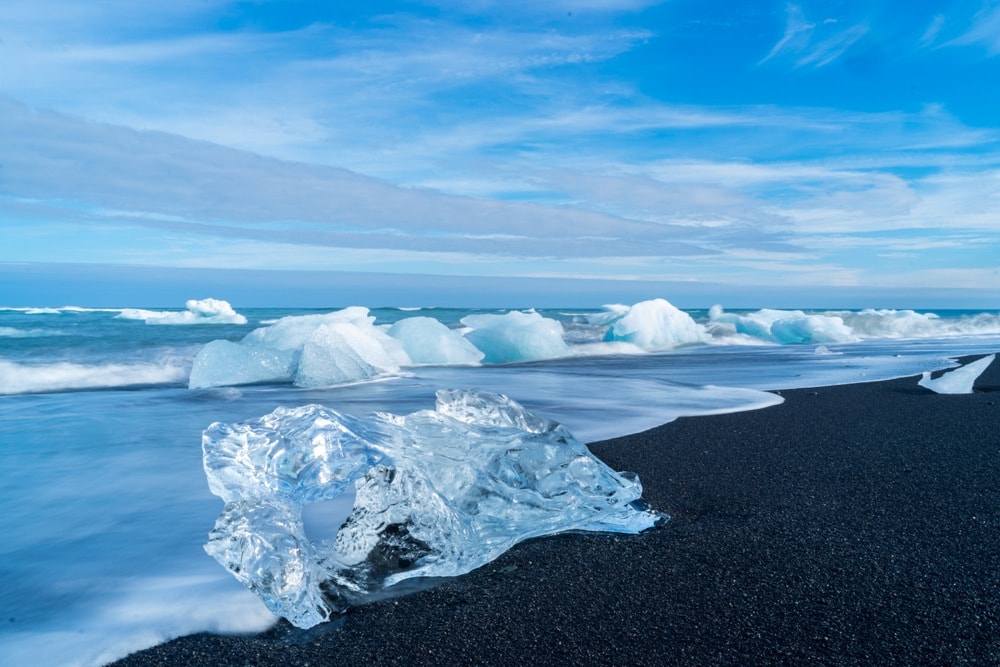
[112, 355, 1000, 665]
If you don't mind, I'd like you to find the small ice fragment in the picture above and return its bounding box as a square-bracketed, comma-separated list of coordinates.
[918, 354, 995, 394]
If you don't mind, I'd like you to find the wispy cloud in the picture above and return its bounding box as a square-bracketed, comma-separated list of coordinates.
[760, 4, 816, 64]
[760, 4, 868, 68]
[793, 23, 869, 67]
[947, 3, 1000, 54]
[920, 14, 946, 47]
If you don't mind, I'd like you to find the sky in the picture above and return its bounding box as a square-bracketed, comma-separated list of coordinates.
[1, 0, 999, 307]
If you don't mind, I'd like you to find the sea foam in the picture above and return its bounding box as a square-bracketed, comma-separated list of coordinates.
[708, 307, 857, 344]
[0, 359, 188, 394]
[0, 326, 64, 338]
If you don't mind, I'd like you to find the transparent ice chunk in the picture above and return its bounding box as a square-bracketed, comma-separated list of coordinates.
[203, 390, 663, 628]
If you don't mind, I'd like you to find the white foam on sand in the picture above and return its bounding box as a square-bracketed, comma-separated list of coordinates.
[0, 573, 275, 667]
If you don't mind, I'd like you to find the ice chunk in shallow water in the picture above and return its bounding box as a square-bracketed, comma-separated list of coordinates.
[203, 390, 662, 628]
[189, 307, 412, 389]
[188, 340, 296, 389]
[918, 354, 995, 394]
[709, 307, 856, 344]
[295, 321, 409, 387]
[461, 311, 571, 363]
[604, 298, 706, 348]
[388, 317, 484, 365]
[118, 298, 248, 325]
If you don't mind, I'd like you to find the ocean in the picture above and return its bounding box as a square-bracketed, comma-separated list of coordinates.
[2, 299, 999, 666]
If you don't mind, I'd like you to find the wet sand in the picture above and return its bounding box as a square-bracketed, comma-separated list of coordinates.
[112, 355, 1000, 666]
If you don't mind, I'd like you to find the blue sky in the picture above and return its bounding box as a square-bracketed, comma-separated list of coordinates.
[1, 0, 999, 307]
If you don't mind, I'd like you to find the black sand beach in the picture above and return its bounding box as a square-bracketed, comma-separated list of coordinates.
[113, 355, 1000, 666]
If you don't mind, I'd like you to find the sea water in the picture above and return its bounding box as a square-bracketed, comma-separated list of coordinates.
[2, 299, 999, 666]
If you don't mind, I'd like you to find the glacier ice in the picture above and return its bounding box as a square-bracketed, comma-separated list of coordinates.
[387, 317, 484, 365]
[604, 298, 706, 348]
[117, 298, 247, 325]
[918, 354, 995, 394]
[460, 311, 572, 363]
[188, 340, 296, 389]
[295, 321, 409, 387]
[202, 390, 662, 628]
[708, 307, 856, 345]
[189, 307, 412, 389]
[190, 307, 576, 389]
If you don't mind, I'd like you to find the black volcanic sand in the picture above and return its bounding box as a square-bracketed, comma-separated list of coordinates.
[113, 355, 1000, 666]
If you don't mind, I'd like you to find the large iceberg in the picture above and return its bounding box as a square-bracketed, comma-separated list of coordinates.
[203, 390, 662, 628]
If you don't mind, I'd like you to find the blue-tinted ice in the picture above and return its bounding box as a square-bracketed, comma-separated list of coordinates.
[202, 389, 663, 628]
[918, 354, 995, 394]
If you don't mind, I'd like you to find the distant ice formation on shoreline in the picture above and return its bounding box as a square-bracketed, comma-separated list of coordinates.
[118, 298, 248, 325]
[189, 299, 1000, 390]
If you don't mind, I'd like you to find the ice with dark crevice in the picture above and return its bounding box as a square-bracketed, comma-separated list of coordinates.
[202, 389, 663, 628]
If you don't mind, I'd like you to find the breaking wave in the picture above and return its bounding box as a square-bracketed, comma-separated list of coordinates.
[703, 306, 1000, 345]
[0, 306, 119, 314]
[117, 298, 247, 325]
[0, 326, 66, 338]
[0, 359, 188, 394]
